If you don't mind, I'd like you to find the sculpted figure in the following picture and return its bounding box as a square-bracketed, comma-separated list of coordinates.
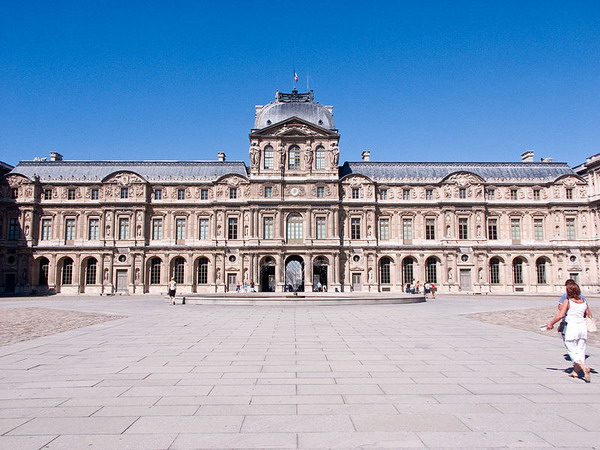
[331, 143, 340, 166]
[304, 147, 313, 166]
[250, 144, 260, 167]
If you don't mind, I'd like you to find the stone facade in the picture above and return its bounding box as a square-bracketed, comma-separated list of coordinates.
[1, 90, 599, 295]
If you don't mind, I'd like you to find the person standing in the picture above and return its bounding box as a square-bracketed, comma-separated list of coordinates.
[547, 282, 593, 382]
[168, 277, 177, 305]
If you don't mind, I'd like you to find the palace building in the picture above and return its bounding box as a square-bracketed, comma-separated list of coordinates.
[1, 90, 599, 295]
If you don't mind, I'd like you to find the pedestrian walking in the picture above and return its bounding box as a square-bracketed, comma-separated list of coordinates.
[168, 278, 177, 305]
[546, 282, 593, 382]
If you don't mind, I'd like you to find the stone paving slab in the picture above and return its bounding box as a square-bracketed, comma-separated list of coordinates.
[0, 294, 598, 449]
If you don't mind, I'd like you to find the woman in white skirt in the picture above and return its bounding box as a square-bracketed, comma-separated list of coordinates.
[547, 283, 593, 382]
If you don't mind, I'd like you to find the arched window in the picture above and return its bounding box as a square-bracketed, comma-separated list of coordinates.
[315, 146, 325, 170]
[513, 257, 524, 284]
[62, 258, 73, 285]
[263, 145, 274, 169]
[379, 257, 392, 284]
[85, 258, 97, 285]
[288, 145, 301, 170]
[286, 213, 303, 242]
[150, 258, 162, 285]
[425, 257, 438, 283]
[38, 258, 49, 286]
[173, 257, 185, 284]
[402, 257, 415, 285]
[489, 257, 501, 284]
[197, 257, 209, 284]
[536, 258, 547, 284]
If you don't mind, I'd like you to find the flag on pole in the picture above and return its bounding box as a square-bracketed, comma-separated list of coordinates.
[294, 71, 299, 83]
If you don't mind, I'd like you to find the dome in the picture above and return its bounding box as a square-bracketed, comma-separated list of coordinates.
[254, 90, 335, 130]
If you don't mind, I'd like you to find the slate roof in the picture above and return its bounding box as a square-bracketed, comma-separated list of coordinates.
[254, 90, 335, 130]
[9, 161, 248, 183]
[0, 161, 14, 175]
[341, 161, 578, 183]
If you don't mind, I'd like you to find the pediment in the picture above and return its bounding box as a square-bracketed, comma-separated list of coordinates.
[6, 174, 32, 187]
[103, 171, 146, 185]
[441, 171, 485, 185]
[217, 174, 249, 186]
[250, 116, 339, 138]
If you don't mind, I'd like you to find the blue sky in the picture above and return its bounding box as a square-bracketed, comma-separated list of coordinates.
[1, 0, 599, 167]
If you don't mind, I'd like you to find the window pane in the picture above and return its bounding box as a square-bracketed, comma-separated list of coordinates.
[199, 218, 209, 240]
[152, 219, 163, 240]
[379, 218, 389, 240]
[263, 217, 274, 239]
[228, 218, 238, 239]
[315, 148, 325, 169]
[316, 217, 326, 239]
[176, 218, 186, 240]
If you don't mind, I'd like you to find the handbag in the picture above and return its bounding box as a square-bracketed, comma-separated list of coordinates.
[557, 320, 566, 333]
[586, 317, 597, 333]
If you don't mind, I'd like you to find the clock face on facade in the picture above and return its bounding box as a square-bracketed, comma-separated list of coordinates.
[290, 187, 299, 196]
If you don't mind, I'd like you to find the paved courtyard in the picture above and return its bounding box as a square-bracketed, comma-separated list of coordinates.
[0, 294, 598, 449]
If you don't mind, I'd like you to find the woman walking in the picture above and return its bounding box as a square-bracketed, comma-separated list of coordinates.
[546, 283, 593, 382]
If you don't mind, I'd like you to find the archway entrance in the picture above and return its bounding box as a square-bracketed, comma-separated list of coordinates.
[285, 255, 304, 292]
[260, 257, 276, 292]
[312, 256, 328, 291]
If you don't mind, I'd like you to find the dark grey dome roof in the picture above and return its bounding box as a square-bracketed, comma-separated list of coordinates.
[254, 90, 335, 130]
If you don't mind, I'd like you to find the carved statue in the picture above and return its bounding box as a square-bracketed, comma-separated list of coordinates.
[279, 145, 286, 169]
[331, 143, 340, 166]
[250, 144, 260, 167]
[304, 147, 313, 166]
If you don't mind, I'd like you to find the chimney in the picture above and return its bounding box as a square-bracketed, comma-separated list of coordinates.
[361, 150, 371, 162]
[49, 152, 63, 161]
[217, 152, 226, 162]
[521, 150, 534, 163]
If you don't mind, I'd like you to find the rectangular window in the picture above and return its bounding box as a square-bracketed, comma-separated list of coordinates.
[176, 218, 186, 240]
[91, 188, 99, 200]
[264, 186, 272, 198]
[228, 217, 238, 239]
[403, 189, 410, 200]
[351, 188, 360, 199]
[486, 189, 495, 200]
[67, 189, 76, 200]
[379, 218, 390, 240]
[229, 187, 237, 199]
[88, 218, 99, 240]
[118, 218, 129, 240]
[566, 218, 576, 239]
[177, 189, 186, 200]
[425, 218, 436, 240]
[350, 217, 361, 240]
[264, 149, 274, 169]
[315, 150, 325, 169]
[154, 189, 162, 200]
[43, 189, 52, 200]
[316, 186, 325, 198]
[533, 189, 540, 200]
[534, 218, 544, 240]
[120, 187, 128, 199]
[426, 189, 433, 200]
[288, 149, 301, 170]
[459, 188, 466, 199]
[379, 189, 388, 200]
[458, 218, 468, 239]
[198, 218, 209, 240]
[200, 189, 208, 200]
[403, 218, 413, 241]
[488, 218, 498, 240]
[510, 218, 521, 241]
[8, 218, 19, 240]
[510, 189, 518, 200]
[41, 219, 52, 240]
[566, 188, 573, 199]
[65, 219, 76, 241]
[316, 217, 326, 239]
[263, 217, 274, 239]
[152, 218, 163, 240]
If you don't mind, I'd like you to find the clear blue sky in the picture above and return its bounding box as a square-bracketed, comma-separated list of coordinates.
[1, 0, 599, 167]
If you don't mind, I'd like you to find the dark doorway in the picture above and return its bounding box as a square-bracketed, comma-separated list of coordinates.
[5, 274, 16, 293]
[312, 256, 329, 291]
[260, 257, 276, 292]
[285, 256, 304, 292]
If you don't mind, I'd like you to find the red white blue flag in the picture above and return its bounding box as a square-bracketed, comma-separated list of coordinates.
[294, 71, 299, 83]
